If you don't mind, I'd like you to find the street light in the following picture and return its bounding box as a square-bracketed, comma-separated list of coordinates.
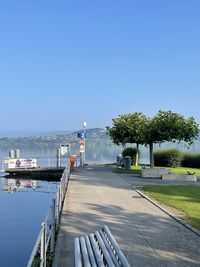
[83, 121, 87, 165]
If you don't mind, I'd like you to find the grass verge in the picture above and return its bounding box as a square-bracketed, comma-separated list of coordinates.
[142, 185, 200, 230]
[113, 165, 141, 174]
[105, 163, 116, 168]
[170, 167, 200, 176]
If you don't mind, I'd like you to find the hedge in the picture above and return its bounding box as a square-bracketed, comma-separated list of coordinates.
[154, 149, 182, 168]
[154, 149, 200, 168]
[182, 153, 200, 168]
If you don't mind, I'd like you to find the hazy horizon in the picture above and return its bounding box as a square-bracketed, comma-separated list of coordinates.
[0, 128, 106, 138]
[0, 1, 200, 131]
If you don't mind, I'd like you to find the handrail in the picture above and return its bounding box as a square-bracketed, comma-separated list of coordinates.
[26, 164, 71, 267]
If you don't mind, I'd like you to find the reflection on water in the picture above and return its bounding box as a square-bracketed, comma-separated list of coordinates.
[0, 178, 57, 194]
[1, 178, 38, 192]
[0, 176, 58, 267]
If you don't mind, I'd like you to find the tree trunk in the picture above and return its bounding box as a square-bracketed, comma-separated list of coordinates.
[135, 143, 139, 166]
[149, 142, 154, 168]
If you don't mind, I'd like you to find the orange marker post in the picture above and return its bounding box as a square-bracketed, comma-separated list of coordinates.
[70, 155, 77, 171]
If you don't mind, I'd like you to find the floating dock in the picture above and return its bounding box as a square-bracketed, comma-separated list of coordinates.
[5, 167, 65, 180]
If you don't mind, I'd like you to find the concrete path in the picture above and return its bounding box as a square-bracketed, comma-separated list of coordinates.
[53, 165, 200, 267]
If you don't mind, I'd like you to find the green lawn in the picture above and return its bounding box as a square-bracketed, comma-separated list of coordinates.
[113, 165, 141, 174]
[170, 167, 200, 176]
[105, 163, 117, 168]
[142, 185, 200, 230]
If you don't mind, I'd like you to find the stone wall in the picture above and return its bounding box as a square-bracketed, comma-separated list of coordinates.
[140, 168, 169, 178]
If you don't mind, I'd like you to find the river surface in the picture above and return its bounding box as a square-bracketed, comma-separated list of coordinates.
[0, 175, 58, 267]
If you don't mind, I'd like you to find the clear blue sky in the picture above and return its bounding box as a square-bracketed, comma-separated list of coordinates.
[0, 0, 199, 132]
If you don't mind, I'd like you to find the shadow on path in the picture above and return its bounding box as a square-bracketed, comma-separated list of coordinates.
[53, 165, 200, 267]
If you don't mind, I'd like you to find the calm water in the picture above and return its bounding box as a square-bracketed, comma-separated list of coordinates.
[0, 176, 58, 267]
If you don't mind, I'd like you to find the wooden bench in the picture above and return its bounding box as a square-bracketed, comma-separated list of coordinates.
[74, 225, 131, 267]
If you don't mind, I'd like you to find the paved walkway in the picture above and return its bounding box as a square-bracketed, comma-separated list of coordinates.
[53, 165, 200, 267]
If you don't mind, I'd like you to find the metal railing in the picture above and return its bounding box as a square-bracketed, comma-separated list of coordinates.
[26, 165, 71, 267]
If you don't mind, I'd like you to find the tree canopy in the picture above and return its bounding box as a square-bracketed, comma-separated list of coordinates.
[107, 112, 148, 145]
[146, 110, 199, 145]
[107, 112, 148, 165]
[107, 110, 199, 167]
[145, 110, 199, 166]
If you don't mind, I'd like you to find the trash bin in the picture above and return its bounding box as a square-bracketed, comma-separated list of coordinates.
[123, 156, 131, 170]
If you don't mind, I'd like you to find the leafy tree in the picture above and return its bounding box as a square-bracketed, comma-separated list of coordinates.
[107, 112, 148, 165]
[107, 110, 199, 168]
[124, 113, 148, 165]
[146, 110, 199, 167]
[106, 115, 129, 146]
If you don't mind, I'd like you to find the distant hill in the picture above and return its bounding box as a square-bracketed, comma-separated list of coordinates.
[0, 130, 73, 138]
[0, 128, 199, 158]
[0, 128, 121, 163]
[0, 128, 110, 151]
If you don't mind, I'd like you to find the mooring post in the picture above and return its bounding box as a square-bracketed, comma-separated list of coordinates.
[57, 148, 61, 167]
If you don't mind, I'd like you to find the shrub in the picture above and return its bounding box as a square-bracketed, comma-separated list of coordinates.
[154, 149, 182, 168]
[182, 153, 200, 168]
[122, 147, 140, 165]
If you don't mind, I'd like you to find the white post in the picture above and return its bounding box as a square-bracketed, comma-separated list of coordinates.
[59, 184, 62, 212]
[83, 121, 87, 165]
[40, 222, 47, 267]
[50, 199, 56, 253]
[57, 148, 61, 167]
[55, 190, 59, 228]
[80, 144, 83, 166]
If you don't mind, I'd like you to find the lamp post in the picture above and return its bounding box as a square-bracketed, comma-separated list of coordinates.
[83, 121, 87, 165]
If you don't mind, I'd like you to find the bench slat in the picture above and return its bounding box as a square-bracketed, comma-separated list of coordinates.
[80, 236, 91, 267]
[99, 230, 120, 267]
[89, 234, 105, 267]
[74, 226, 131, 267]
[85, 235, 98, 267]
[103, 226, 131, 267]
[74, 237, 82, 267]
[95, 231, 115, 267]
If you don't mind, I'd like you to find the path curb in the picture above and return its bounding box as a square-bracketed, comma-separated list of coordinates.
[135, 189, 200, 238]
